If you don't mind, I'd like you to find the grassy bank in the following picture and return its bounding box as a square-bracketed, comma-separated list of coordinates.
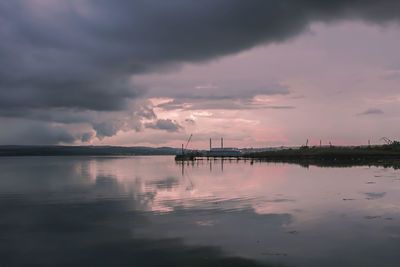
[243, 144, 400, 168]
[245, 144, 400, 159]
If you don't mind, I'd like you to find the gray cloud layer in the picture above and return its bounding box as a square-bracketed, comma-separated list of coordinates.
[145, 119, 182, 132]
[359, 108, 384, 116]
[0, 120, 75, 145]
[156, 98, 295, 111]
[1, 0, 399, 143]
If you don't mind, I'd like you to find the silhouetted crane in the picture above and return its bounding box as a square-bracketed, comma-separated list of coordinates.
[177, 134, 195, 161]
[381, 137, 400, 146]
[381, 137, 393, 145]
[185, 134, 193, 150]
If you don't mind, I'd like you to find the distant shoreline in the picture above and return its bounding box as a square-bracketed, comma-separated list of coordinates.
[0, 145, 180, 157]
[242, 145, 400, 169]
[243, 145, 400, 160]
[175, 144, 400, 169]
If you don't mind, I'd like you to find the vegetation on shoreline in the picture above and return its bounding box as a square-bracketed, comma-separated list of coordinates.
[244, 143, 400, 160]
[4, 143, 400, 170]
[242, 143, 400, 169]
[246, 157, 400, 169]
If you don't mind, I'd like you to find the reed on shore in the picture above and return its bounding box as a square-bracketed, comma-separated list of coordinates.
[240, 144, 400, 169]
[245, 144, 400, 159]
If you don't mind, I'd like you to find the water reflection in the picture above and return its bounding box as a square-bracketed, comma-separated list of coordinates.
[0, 156, 400, 266]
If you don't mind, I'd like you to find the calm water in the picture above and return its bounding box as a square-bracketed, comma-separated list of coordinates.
[0, 156, 400, 266]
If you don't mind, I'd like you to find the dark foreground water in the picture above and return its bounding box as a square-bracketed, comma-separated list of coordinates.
[0, 156, 400, 266]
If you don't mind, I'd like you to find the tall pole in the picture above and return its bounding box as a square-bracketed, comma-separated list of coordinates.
[182, 144, 184, 155]
[221, 137, 223, 149]
[210, 138, 212, 151]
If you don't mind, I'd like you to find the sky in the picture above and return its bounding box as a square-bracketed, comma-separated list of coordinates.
[1, 0, 400, 148]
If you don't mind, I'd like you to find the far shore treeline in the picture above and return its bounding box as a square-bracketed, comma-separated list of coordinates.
[244, 143, 400, 160]
[242, 142, 400, 169]
[3, 143, 400, 166]
[0, 145, 181, 156]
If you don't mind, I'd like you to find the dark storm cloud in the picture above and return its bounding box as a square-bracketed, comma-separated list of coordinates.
[358, 108, 384, 115]
[92, 119, 141, 139]
[145, 119, 182, 132]
[80, 132, 93, 142]
[92, 122, 121, 139]
[382, 71, 400, 80]
[135, 104, 157, 120]
[365, 192, 386, 200]
[2, 0, 400, 111]
[0, 0, 400, 143]
[0, 120, 75, 145]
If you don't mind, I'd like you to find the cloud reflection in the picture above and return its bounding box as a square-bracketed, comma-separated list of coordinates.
[1, 156, 400, 266]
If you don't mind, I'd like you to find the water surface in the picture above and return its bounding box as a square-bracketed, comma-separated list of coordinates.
[0, 156, 399, 266]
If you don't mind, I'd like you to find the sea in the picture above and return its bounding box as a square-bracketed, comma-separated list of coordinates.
[0, 156, 399, 266]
